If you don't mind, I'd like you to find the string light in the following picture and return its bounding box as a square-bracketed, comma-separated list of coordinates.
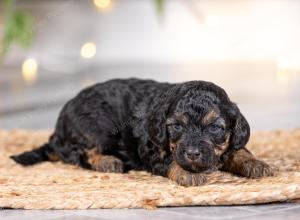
[80, 42, 97, 59]
[22, 58, 38, 84]
[94, 0, 111, 9]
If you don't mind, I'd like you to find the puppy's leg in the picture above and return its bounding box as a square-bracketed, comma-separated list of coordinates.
[222, 148, 274, 178]
[167, 162, 207, 186]
[86, 149, 124, 173]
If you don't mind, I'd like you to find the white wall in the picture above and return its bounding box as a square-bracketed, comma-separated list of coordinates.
[2, 0, 300, 66]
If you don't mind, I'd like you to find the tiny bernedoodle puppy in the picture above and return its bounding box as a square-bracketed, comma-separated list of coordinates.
[11, 78, 274, 186]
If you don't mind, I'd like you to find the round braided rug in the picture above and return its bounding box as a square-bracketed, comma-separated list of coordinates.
[0, 129, 299, 209]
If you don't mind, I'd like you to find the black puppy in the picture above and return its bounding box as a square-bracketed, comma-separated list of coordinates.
[11, 78, 274, 186]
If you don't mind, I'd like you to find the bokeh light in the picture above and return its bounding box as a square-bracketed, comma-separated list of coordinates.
[94, 0, 111, 9]
[22, 58, 38, 84]
[80, 42, 97, 59]
[277, 57, 300, 71]
[276, 56, 300, 85]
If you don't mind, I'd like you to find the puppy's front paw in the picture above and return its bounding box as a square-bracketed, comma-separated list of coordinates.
[240, 159, 274, 178]
[97, 156, 124, 173]
[175, 173, 207, 186]
[167, 162, 207, 186]
[87, 149, 124, 173]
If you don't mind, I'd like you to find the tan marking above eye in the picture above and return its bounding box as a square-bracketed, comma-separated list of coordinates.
[166, 118, 174, 125]
[174, 113, 189, 124]
[202, 109, 220, 126]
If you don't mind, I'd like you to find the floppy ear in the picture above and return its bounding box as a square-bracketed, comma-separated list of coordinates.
[146, 86, 183, 149]
[147, 101, 170, 149]
[228, 104, 250, 150]
[132, 87, 175, 149]
[133, 85, 185, 149]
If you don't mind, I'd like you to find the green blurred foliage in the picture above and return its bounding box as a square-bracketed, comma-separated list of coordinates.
[0, 0, 164, 59]
[155, 0, 165, 16]
[1, 0, 33, 59]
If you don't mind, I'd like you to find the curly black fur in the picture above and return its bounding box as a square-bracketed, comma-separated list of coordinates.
[11, 78, 251, 179]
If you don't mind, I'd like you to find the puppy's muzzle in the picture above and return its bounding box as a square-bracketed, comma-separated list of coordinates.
[185, 147, 201, 161]
[183, 140, 214, 165]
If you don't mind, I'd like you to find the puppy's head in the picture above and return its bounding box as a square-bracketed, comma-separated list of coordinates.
[148, 81, 250, 173]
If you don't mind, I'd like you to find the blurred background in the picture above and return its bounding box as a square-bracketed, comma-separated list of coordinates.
[0, 0, 300, 130]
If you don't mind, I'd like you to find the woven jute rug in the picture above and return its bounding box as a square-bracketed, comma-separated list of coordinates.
[0, 129, 300, 209]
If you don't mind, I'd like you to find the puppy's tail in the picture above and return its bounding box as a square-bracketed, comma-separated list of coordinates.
[10, 143, 58, 166]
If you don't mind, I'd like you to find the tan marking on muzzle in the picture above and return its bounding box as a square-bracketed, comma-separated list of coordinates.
[214, 135, 230, 156]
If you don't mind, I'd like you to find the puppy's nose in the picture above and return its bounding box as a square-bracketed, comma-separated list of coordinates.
[185, 148, 201, 161]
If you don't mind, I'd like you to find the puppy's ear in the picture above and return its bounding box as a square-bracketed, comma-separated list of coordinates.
[132, 99, 170, 149]
[148, 102, 169, 149]
[147, 86, 182, 149]
[134, 85, 182, 149]
[228, 104, 250, 150]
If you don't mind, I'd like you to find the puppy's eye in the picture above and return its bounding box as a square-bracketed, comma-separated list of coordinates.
[208, 124, 223, 134]
[173, 124, 182, 131]
[168, 124, 182, 131]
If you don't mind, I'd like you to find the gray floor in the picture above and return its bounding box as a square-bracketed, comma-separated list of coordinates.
[1, 203, 300, 220]
[1, 64, 300, 219]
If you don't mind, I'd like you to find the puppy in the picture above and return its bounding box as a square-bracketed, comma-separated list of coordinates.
[11, 78, 274, 186]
